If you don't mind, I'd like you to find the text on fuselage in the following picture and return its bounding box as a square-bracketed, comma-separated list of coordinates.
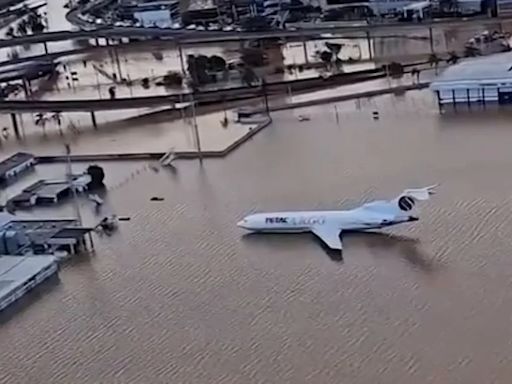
[265, 216, 326, 225]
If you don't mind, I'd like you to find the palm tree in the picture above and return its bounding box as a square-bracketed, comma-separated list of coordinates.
[34, 113, 48, 136]
[428, 53, 441, 74]
[446, 51, 460, 65]
[5, 27, 14, 38]
[16, 20, 28, 36]
[51, 112, 63, 135]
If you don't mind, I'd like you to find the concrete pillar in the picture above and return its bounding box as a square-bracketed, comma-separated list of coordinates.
[366, 31, 373, 60]
[21, 78, 29, 98]
[428, 27, 434, 53]
[302, 39, 309, 65]
[10, 113, 20, 139]
[90, 111, 97, 129]
[178, 43, 186, 75]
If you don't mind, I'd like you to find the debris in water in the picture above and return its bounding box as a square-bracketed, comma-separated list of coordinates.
[150, 196, 164, 201]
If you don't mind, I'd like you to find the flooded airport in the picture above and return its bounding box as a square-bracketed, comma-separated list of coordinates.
[2, 89, 512, 383]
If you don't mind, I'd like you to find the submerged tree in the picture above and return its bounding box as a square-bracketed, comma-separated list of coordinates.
[446, 51, 460, 65]
[34, 112, 48, 136]
[240, 48, 267, 68]
[5, 27, 14, 38]
[87, 165, 105, 188]
[208, 55, 227, 72]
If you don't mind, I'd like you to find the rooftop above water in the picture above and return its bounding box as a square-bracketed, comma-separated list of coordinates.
[431, 51, 512, 87]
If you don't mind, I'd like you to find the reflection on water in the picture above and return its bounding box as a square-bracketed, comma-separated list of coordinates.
[2, 90, 512, 382]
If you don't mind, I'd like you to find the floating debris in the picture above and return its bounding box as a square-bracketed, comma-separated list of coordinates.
[159, 147, 177, 167]
[297, 114, 310, 122]
[88, 194, 104, 206]
[95, 215, 118, 236]
[150, 196, 164, 202]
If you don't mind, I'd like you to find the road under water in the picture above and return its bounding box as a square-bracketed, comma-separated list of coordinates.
[3, 90, 512, 383]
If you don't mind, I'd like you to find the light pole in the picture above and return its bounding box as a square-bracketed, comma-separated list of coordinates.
[190, 93, 203, 163]
[65, 143, 83, 226]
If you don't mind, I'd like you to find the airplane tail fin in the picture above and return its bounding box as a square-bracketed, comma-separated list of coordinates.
[402, 184, 437, 201]
[394, 184, 438, 212]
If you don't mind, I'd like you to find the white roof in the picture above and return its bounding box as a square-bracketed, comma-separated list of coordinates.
[0, 255, 56, 301]
[431, 52, 512, 89]
[403, 1, 430, 10]
[0, 213, 15, 228]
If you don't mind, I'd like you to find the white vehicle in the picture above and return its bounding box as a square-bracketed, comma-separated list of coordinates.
[208, 23, 221, 31]
[237, 185, 437, 251]
[171, 22, 182, 30]
[222, 25, 234, 32]
[196, 25, 206, 31]
[186, 24, 197, 30]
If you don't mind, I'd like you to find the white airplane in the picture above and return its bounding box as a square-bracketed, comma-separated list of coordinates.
[237, 185, 437, 251]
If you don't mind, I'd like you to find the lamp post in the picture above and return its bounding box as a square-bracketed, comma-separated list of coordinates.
[65, 143, 83, 226]
[190, 93, 202, 163]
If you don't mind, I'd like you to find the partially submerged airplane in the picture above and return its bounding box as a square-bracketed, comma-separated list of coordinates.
[237, 185, 437, 251]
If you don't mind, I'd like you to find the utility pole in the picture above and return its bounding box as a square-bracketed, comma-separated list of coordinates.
[262, 79, 271, 121]
[190, 93, 203, 163]
[65, 143, 83, 226]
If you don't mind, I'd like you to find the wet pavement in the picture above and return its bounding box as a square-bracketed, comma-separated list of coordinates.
[0, 106, 260, 156]
[0, 68, 436, 158]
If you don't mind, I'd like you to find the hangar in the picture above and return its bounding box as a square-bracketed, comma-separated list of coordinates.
[430, 52, 512, 107]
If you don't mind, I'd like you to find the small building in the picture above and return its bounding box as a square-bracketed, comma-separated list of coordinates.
[0, 213, 93, 256]
[8, 174, 92, 208]
[0, 152, 36, 185]
[119, 0, 180, 25]
[430, 52, 512, 106]
[182, 0, 220, 24]
[0, 255, 58, 312]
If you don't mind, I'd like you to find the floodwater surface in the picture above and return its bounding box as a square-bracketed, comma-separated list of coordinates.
[2, 90, 512, 383]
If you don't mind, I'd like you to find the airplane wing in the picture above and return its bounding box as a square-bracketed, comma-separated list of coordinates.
[311, 226, 342, 250]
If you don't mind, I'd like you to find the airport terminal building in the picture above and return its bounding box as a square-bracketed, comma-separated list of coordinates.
[430, 52, 512, 106]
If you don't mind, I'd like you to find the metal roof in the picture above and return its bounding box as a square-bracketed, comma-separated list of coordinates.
[0, 213, 15, 228]
[51, 227, 92, 239]
[0, 255, 56, 300]
[431, 52, 512, 89]
[0, 152, 34, 178]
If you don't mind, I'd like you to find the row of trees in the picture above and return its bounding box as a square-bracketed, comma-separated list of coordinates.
[186, 50, 267, 88]
[5, 10, 46, 38]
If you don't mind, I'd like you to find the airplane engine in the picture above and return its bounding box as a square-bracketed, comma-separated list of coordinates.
[397, 195, 416, 212]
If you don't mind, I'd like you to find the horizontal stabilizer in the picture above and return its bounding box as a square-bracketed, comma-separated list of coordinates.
[402, 184, 438, 201]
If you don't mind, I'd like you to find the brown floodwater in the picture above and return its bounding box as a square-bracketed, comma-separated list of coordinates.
[3, 90, 512, 383]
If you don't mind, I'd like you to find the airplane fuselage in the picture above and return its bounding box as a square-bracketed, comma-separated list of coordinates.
[237, 185, 435, 251]
[237, 209, 417, 233]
